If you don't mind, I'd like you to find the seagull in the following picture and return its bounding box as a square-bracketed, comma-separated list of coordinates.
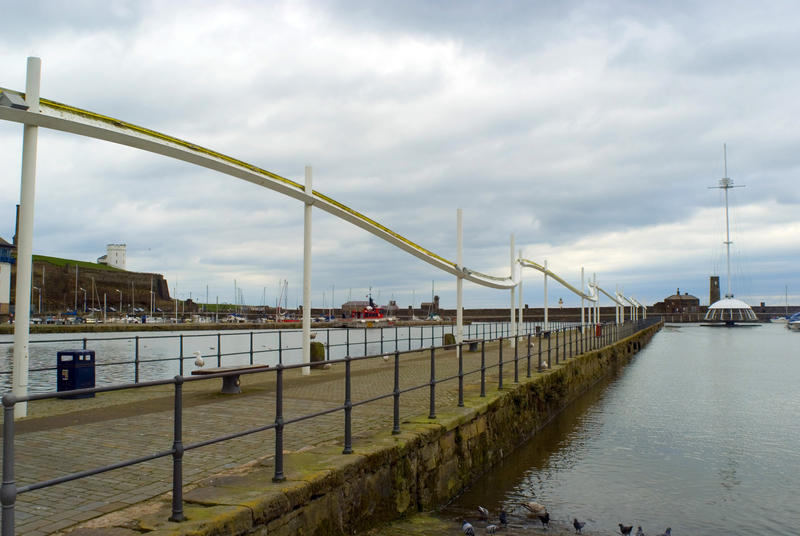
[477, 506, 490, 519]
[521, 501, 547, 516]
[538, 512, 550, 528]
[619, 524, 633, 536]
[462, 520, 475, 536]
[657, 529, 671, 536]
[573, 518, 585, 533]
[499, 510, 508, 526]
[193, 351, 205, 367]
[486, 525, 498, 534]
[636, 527, 645, 536]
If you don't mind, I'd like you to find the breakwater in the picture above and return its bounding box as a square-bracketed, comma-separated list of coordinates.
[66, 322, 661, 536]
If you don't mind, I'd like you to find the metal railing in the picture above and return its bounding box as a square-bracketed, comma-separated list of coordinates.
[0, 318, 659, 535]
[0, 321, 581, 394]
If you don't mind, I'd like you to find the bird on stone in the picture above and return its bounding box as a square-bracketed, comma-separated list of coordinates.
[657, 528, 671, 536]
[486, 524, 498, 535]
[499, 510, 508, 526]
[521, 501, 547, 517]
[462, 520, 475, 536]
[477, 506, 490, 520]
[538, 512, 550, 529]
[573, 518, 585, 534]
[619, 523, 633, 536]
[636, 526, 645, 536]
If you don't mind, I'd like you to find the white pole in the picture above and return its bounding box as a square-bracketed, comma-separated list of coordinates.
[509, 234, 515, 346]
[517, 249, 523, 335]
[615, 285, 620, 324]
[103, 294, 106, 323]
[580, 267, 585, 328]
[543, 259, 549, 331]
[593, 273, 598, 325]
[456, 209, 463, 344]
[12, 56, 41, 419]
[302, 165, 312, 375]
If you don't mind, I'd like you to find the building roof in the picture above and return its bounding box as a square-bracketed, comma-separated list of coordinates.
[665, 288, 698, 301]
[0, 237, 14, 248]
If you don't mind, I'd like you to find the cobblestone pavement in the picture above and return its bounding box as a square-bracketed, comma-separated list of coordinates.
[2, 330, 595, 536]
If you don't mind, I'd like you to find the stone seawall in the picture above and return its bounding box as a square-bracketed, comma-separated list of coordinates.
[68, 323, 661, 536]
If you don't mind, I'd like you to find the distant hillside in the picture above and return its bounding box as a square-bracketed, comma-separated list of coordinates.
[10, 255, 171, 314]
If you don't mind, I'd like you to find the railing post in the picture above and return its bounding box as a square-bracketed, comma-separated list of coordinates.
[179, 334, 184, 376]
[547, 331, 552, 368]
[428, 347, 436, 419]
[457, 343, 464, 407]
[273, 364, 286, 482]
[480, 340, 486, 397]
[513, 335, 519, 383]
[82, 337, 87, 350]
[364, 327, 368, 356]
[380, 327, 384, 355]
[537, 332, 542, 371]
[346, 328, 350, 357]
[249, 332, 254, 365]
[343, 356, 353, 454]
[555, 329, 559, 365]
[498, 337, 504, 389]
[217, 333, 222, 367]
[278, 330, 283, 365]
[2, 397, 17, 536]
[526, 333, 532, 378]
[169, 376, 186, 522]
[392, 351, 401, 434]
[134, 335, 140, 384]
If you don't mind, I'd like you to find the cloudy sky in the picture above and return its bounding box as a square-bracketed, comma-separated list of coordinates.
[1, 0, 798, 310]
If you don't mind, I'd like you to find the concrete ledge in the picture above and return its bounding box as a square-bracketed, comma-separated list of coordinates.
[62, 323, 661, 536]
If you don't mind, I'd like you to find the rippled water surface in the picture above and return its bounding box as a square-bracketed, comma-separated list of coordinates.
[444, 323, 800, 535]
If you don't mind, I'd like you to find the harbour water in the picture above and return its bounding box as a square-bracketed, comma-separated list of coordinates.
[443, 323, 800, 535]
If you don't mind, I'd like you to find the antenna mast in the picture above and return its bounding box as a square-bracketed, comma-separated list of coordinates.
[710, 143, 744, 299]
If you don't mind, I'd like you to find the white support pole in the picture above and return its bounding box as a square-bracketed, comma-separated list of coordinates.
[615, 286, 620, 324]
[517, 249, 523, 335]
[456, 209, 463, 344]
[509, 234, 515, 346]
[543, 259, 549, 330]
[12, 57, 41, 419]
[580, 267, 585, 328]
[302, 165, 312, 375]
[593, 273, 598, 325]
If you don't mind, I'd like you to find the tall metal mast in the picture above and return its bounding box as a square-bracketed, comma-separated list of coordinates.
[710, 143, 743, 299]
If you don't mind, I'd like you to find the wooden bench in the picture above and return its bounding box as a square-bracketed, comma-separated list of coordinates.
[464, 339, 482, 352]
[191, 364, 270, 394]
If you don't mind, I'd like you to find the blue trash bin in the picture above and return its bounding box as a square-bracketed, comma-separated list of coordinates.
[57, 350, 95, 398]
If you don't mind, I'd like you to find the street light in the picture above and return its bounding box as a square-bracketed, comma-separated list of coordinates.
[79, 287, 87, 313]
[115, 289, 122, 317]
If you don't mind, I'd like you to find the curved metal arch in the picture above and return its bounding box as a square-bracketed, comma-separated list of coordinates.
[0, 89, 516, 290]
[518, 258, 596, 301]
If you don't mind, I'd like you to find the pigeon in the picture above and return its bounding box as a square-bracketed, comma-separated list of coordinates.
[486, 525, 498, 535]
[573, 518, 585, 534]
[657, 529, 671, 536]
[477, 506, 490, 520]
[521, 501, 547, 516]
[462, 520, 475, 536]
[538, 512, 550, 528]
[619, 524, 633, 536]
[499, 510, 508, 526]
[636, 527, 645, 536]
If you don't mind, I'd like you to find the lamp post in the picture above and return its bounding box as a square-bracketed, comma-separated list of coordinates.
[32, 286, 41, 314]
